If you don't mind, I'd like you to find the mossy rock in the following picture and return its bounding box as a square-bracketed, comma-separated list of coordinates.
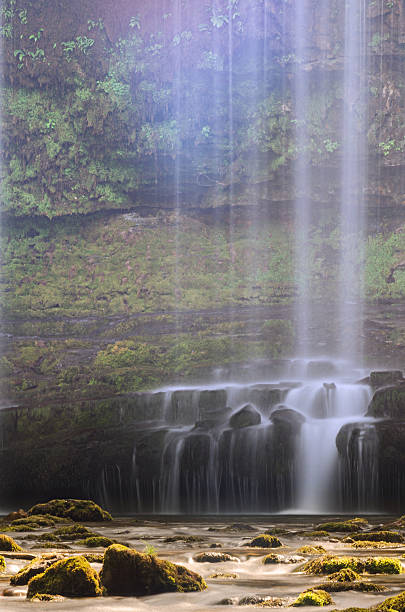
[0, 534, 23, 552]
[376, 590, 405, 611]
[0, 555, 5, 573]
[11, 515, 58, 529]
[11, 553, 63, 586]
[28, 499, 112, 522]
[300, 531, 330, 538]
[315, 520, 365, 533]
[27, 556, 102, 598]
[263, 553, 283, 564]
[77, 536, 116, 548]
[247, 534, 282, 548]
[30, 594, 64, 601]
[327, 568, 361, 582]
[100, 544, 207, 595]
[303, 554, 402, 575]
[194, 552, 239, 563]
[297, 545, 326, 555]
[315, 581, 386, 593]
[54, 525, 99, 540]
[347, 531, 403, 543]
[292, 589, 333, 606]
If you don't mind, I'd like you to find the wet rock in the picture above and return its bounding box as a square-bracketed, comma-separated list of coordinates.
[369, 370, 404, 388]
[209, 572, 238, 579]
[247, 534, 282, 548]
[292, 589, 333, 606]
[307, 360, 338, 378]
[100, 544, 206, 595]
[247, 385, 286, 413]
[167, 390, 197, 425]
[5, 510, 27, 522]
[217, 597, 238, 605]
[194, 552, 239, 563]
[27, 556, 102, 598]
[28, 499, 112, 522]
[239, 594, 271, 605]
[229, 405, 261, 429]
[0, 534, 22, 552]
[0, 555, 5, 572]
[198, 390, 227, 419]
[366, 383, 405, 418]
[270, 407, 305, 433]
[11, 553, 64, 585]
[210, 543, 222, 548]
[3, 587, 26, 597]
[30, 593, 65, 601]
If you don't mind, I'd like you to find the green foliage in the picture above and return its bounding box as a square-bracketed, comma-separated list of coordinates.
[365, 230, 405, 300]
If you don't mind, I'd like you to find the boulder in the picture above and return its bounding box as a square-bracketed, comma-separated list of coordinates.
[100, 544, 207, 595]
[11, 553, 64, 586]
[270, 407, 305, 434]
[247, 534, 282, 548]
[194, 552, 239, 563]
[370, 371, 404, 388]
[367, 383, 405, 418]
[26, 556, 102, 598]
[0, 534, 22, 552]
[229, 405, 261, 429]
[28, 499, 112, 522]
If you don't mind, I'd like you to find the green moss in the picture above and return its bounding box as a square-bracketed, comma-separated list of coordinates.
[263, 553, 282, 564]
[0, 555, 5, 573]
[376, 590, 405, 611]
[11, 515, 57, 529]
[301, 531, 330, 538]
[326, 568, 361, 582]
[77, 536, 116, 548]
[315, 520, 365, 533]
[315, 581, 386, 593]
[297, 546, 327, 555]
[100, 543, 207, 595]
[27, 556, 102, 598]
[292, 589, 333, 606]
[348, 531, 403, 543]
[302, 555, 402, 576]
[247, 534, 283, 548]
[54, 525, 99, 540]
[0, 534, 23, 551]
[28, 499, 112, 522]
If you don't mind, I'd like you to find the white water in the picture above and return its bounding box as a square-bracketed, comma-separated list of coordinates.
[285, 381, 373, 512]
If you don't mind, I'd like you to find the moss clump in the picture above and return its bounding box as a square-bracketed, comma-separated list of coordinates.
[28, 499, 112, 522]
[365, 557, 402, 574]
[315, 581, 386, 593]
[0, 534, 22, 551]
[297, 546, 326, 555]
[54, 525, 99, 540]
[327, 568, 361, 582]
[303, 554, 402, 576]
[0, 556, 5, 573]
[11, 553, 63, 586]
[348, 531, 403, 543]
[247, 534, 283, 548]
[351, 540, 399, 549]
[77, 536, 116, 548]
[11, 515, 58, 529]
[100, 544, 206, 595]
[194, 552, 238, 563]
[292, 589, 333, 606]
[164, 535, 205, 543]
[315, 520, 365, 533]
[27, 556, 102, 598]
[376, 590, 405, 611]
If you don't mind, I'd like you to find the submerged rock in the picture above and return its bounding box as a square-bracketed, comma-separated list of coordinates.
[100, 543, 207, 595]
[194, 552, 239, 563]
[229, 405, 261, 428]
[28, 499, 112, 522]
[26, 556, 102, 598]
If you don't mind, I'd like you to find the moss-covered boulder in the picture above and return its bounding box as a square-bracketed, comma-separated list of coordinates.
[292, 589, 333, 606]
[28, 499, 112, 522]
[100, 544, 207, 596]
[247, 534, 283, 548]
[376, 590, 405, 611]
[0, 534, 22, 551]
[315, 519, 366, 533]
[297, 545, 326, 555]
[194, 552, 239, 563]
[302, 554, 402, 575]
[26, 556, 102, 598]
[0, 555, 5, 573]
[11, 553, 64, 586]
[369, 370, 404, 388]
[347, 530, 403, 543]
